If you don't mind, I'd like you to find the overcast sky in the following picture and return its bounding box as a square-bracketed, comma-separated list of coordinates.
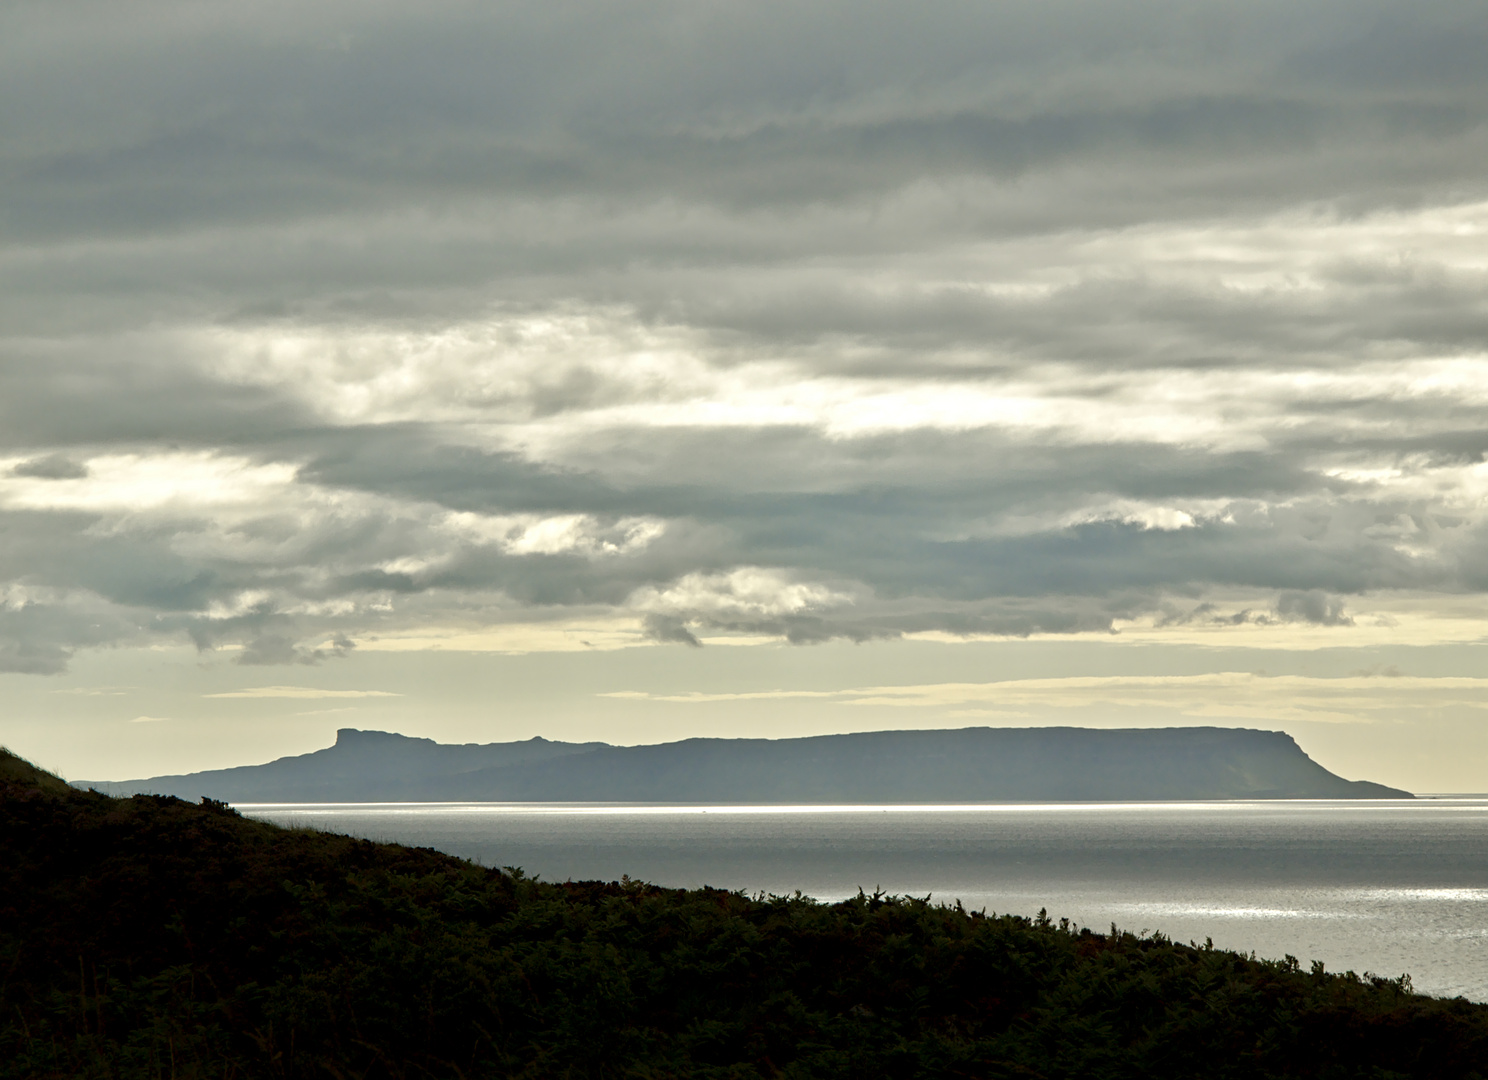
[4, 0, 1488, 790]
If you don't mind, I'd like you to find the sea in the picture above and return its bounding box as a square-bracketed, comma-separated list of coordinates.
[240, 798, 1488, 1002]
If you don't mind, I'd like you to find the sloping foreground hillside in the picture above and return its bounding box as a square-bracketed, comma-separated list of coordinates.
[4, 748, 1482, 1079]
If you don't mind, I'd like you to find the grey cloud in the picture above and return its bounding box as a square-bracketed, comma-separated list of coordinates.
[647, 595, 1152, 649]
[1158, 593, 1359, 630]
[1157, 603, 1258, 628]
[0, 639, 73, 676]
[296, 432, 620, 516]
[2, 1, 1485, 251]
[642, 615, 702, 648]
[236, 634, 314, 667]
[303, 425, 1319, 520]
[0, 403, 1477, 666]
[0, 588, 146, 674]
[238, 632, 356, 666]
[0, 343, 316, 450]
[1276, 590, 1354, 627]
[10, 454, 88, 480]
[1, 0, 1487, 666]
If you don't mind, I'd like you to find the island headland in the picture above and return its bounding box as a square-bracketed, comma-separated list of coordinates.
[81, 724, 1412, 803]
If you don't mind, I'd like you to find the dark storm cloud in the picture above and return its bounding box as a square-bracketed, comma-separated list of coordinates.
[1, 0, 1486, 665]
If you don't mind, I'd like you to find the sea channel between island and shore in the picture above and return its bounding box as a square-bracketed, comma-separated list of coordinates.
[240, 796, 1488, 1003]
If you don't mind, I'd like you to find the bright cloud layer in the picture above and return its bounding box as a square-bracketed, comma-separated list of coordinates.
[603, 673, 1488, 727]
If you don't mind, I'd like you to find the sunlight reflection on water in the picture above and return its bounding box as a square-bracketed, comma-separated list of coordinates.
[242, 797, 1488, 1001]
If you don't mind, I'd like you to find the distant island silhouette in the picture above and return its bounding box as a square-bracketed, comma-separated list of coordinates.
[81, 725, 1412, 802]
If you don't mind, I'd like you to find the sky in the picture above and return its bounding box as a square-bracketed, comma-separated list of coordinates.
[3, 0, 1488, 791]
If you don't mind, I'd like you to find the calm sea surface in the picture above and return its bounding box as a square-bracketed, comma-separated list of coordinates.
[241, 799, 1488, 1002]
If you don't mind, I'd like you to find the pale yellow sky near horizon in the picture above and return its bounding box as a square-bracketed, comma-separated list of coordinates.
[8, 621, 1488, 794]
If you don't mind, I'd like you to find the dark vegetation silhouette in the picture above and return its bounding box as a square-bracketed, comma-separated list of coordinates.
[3, 747, 1481, 1079]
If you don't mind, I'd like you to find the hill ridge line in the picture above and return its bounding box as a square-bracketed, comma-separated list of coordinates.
[77, 725, 1413, 803]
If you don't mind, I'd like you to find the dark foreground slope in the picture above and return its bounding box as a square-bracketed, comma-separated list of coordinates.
[5, 749, 1478, 1080]
[84, 725, 1411, 802]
